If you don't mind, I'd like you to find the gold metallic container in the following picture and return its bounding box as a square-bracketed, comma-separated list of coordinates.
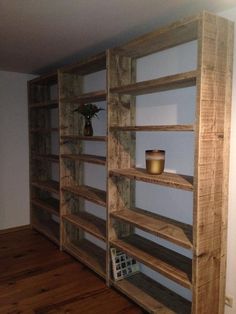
[145, 150, 165, 175]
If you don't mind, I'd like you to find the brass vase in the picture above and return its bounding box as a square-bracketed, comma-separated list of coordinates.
[145, 150, 165, 175]
[84, 117, 93, 136]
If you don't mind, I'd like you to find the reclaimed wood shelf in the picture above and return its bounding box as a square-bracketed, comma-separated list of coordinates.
[111, 272, 191, 314]
[113, 15, 199, 58]
[110, 124, 194, 132]
[110, 234, 192, 289]
[32, 154, 59, 163]
[31, 219, 60, 246]
[63, 212, 106, 241]
[110, 168, 193, 191]
[111, 208, 192, 249]
[63, 239, 106, 278]
[62, 185, 106, 207]
[61, 154, 106, 165]
[30, 128, 59, 133]
[31, 180, 60, 194]
[60, 52, 106, 75]
[61, 135, 107, 142]
[29, 100, 58, 109]
[60, 90, 106, 103]
[110, 71, 196, 96]
[31, 197, 59, 216]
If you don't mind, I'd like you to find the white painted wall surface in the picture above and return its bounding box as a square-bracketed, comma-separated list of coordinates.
[0, 71, 35, 230]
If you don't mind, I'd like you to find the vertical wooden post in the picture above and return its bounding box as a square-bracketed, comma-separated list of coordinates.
[192, 12, 233, 313]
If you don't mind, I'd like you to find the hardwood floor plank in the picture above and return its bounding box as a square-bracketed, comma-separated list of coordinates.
[0, 229, 143, 314]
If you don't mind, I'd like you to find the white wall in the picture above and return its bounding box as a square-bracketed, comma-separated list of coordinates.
[0, 71, 35, 230]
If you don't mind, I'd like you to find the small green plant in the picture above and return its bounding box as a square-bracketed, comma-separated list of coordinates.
[73, 103, 104, 119]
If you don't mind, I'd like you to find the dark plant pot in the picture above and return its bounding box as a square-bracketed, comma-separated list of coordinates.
[84, 117, 93, 136]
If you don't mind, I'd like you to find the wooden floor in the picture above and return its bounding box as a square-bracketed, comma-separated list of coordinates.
[0, 228, 144, 314]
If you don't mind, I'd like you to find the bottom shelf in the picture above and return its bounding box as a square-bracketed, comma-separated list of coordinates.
[111, 273, 191, 314]
[63, 239, 106, 279]
[32, 220, 60, 246]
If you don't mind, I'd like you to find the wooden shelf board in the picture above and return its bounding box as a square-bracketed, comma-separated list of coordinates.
[111, 208, 192, 249]
[30, 128, 59, 133]
[111, 273, 191, 314]
[61, 153, 106, 165]
[60, 90, 106, 103]
[31, 220, 60, 246]
[110, 234, 192, 289]
[62, 185, 106, 207]
[110, 71, 196, 96]
[60, 52, 106, 75]
[63, 239, 106, 278]
[32, 154, 59, 163]
[110, 124, 194, 132]
[63, 212, 106, 241]
[31, 197, 59, 216]
[113, 14, 199, 58]
[29, 100, 58, 108]
[31, 180, 60, 194]
[29, 72, 57, 85]
[61, 135, 107, 142]
[110, 168, 193, 191]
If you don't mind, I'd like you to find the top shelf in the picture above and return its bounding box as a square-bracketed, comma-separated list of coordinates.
[110, 71, 196, 96]
[60, 90, 106, 104]
[29, 100, 58, 109]
[113, 14, 199, 58]
[60, 52, 106, 75]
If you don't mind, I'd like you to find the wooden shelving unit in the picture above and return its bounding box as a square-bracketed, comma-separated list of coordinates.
[28, 11, 233, 314]
[28, 72, 60, 245]
[59, 52, 107, 278]
[107, 11, 233, 314]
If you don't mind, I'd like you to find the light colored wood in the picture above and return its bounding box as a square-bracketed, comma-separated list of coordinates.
[111, 207, 192, 249]
[63, 239, 106, 278]
[110, 124, 194, 132]
[110, 71, 196, 96]
[62, 185, 106, 207]
[113, 14, 199, 58]
[61, 153, 106, 165]
[192, 12, 234, 314]
[62, 212, 106, 241]
[110, 168, 193, 191]
[110, 234, 192, 289]
[60, 90, 106, 103]
[111, 273, 191, 314]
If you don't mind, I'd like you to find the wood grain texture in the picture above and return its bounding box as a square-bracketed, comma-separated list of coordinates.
[112, 273, 191, 314]
[60, 90, 106, 103]
[0, 229, 142, 314]
[61, 153, 106, 165]
[110, 71, 196, 96]
[62, 212, 106, 241]
[62, 185, 106, 207]
[192, 12, 233, 314]
[110, 234, 192, 289]
[110, 124, 194, 132]
[110, 168, 193, 191]
[111, 207, 192, 249]
[61, 135, 107, 142]
[31, 180, 60, 194]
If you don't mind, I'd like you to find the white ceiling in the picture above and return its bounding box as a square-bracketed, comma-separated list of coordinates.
[0, 0, 236, 74]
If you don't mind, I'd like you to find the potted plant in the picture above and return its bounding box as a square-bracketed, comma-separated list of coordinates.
[73, 103, 104, 136]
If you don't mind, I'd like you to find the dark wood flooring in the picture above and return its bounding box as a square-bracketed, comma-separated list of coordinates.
[0, 228, 144, 313]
